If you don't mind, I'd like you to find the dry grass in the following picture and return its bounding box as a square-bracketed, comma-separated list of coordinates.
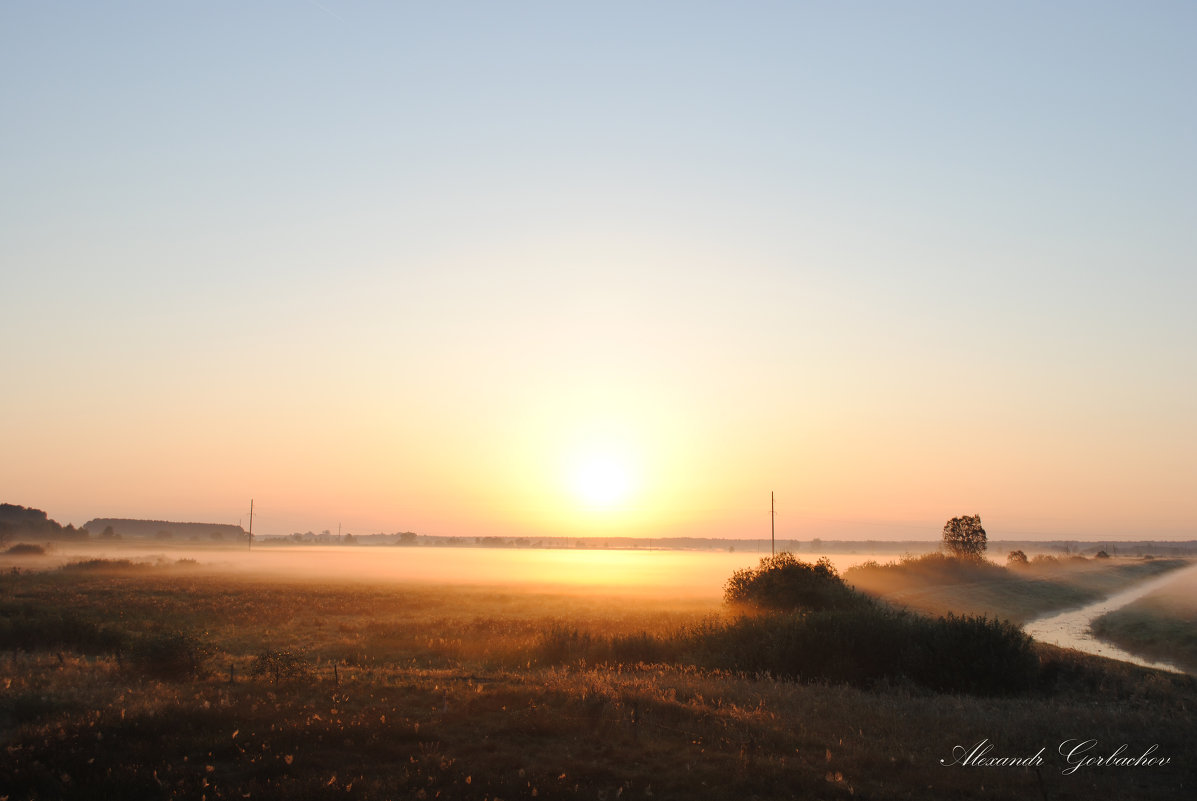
[2, 565, 1195, 800]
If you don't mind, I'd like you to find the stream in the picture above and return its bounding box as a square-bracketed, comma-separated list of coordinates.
[1022, 562, 1197, 673]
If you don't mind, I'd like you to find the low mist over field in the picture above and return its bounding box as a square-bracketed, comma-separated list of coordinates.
[1, 540, 907, 598]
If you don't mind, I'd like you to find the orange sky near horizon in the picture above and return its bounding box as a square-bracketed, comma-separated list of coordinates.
[2, 3, 1195, 541]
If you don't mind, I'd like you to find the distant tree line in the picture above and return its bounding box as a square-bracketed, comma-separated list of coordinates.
[82, 519, 246, 541]
[0, 503, 88, 543]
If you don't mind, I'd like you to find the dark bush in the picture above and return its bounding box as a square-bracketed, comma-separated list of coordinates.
[129, 631, 212, 680]
[60, 558, 144, 572]
[684, 607, 1039, 695]
[899, 613, 1039, 694]
[4, 543, 46, 556]
[724, 553, 873, 612]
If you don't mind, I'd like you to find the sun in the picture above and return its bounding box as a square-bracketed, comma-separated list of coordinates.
[570, 451, 635, 510]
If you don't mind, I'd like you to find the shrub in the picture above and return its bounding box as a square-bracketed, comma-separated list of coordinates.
[723, 553, 873, 612]
[899, 613, 1038, 694]
[61, 558, 144, 572]
[1007, 549, 1028, 566]
[4, 543, 46, 556]
[129, 630, 212, 680]
[684, 607, 1038, 695]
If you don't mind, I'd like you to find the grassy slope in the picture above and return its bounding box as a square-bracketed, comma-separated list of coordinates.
[842, 554, 1189, 625]
[1091, 583, 1197, 674]
[1, 566, 1195, 800]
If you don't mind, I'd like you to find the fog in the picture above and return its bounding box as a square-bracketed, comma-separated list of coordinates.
[2, 542, 926, 599]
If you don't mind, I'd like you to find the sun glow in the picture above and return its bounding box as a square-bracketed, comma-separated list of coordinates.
[571, 452, 634, 510]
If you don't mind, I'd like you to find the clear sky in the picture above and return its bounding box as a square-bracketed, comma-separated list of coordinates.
[3, 1, 1194, 540]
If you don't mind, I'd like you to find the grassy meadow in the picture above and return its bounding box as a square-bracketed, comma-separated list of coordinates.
[1, 551, 1195, 800]
[1091, 580, 1197, 675]
[842, 552, 1189, 625]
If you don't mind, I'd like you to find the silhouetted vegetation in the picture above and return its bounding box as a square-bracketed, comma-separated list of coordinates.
[705, 554, 1038, 694]
[0, 503, 87, 542]
[1006, 549, 1028, 566]
[724, 553, 873, 611]
[4, 543, 46, 556]
[82, 517, 246, 541]
[686, 608, 1038, 694]
[60, 558, 145, 572]
[941, 514, 987, 559]
[129, 630, 212, 680]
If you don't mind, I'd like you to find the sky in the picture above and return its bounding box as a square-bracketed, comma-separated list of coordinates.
[3, 1, 1195, 541]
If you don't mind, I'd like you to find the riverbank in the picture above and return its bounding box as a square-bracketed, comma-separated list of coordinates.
[1091, 570, 1197, 674]
[842, 553, 1188, 625]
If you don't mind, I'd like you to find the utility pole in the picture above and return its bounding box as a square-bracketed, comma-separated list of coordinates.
[771, 491, 775, 556]
[248, 499, 254, 551]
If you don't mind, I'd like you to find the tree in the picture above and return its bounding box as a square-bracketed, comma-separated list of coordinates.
[1007, 549, 1028, 566]
[942, 514, 987, 560]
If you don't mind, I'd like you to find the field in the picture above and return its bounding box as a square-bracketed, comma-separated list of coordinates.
[2, 554, 1195, 800]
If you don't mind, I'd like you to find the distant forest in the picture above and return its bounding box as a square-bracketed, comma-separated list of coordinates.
[0, 504, 246, 543]
[0, 503, 87, 541]
[82, 519, 246, 542]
